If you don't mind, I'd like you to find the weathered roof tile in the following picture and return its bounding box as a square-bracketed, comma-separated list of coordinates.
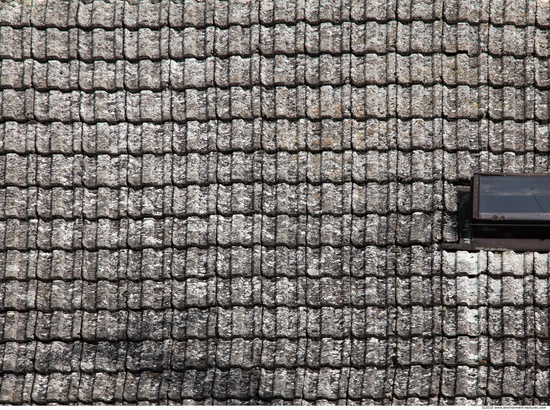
[1, 311, 28, 341]
[46, 310, 75, 341]
[450, 0, 477, 22]
[91, 372, 117, 402]
[0, 373, 25, 404]
[136, 1, 162, 29]
[535, 369, 550, 398]
[4, 219, 26, 249]
[0, 1, 24, 26]
[1, 27, 22, 60]
[1, 342, 27, 373]
[139, 28, 163, 60]
[536, 0, 550, 26]
[2, 187, 26, 220]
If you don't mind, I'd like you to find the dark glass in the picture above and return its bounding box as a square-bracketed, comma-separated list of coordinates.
[478, 175, 550, 220]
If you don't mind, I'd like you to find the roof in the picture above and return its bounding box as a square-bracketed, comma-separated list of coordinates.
[0, 0, 549, 404]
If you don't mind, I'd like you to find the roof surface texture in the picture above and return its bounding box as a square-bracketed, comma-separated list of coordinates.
[0, 0, 549, 405]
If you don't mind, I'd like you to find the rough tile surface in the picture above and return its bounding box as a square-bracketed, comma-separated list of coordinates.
[0, 0, 549, 405]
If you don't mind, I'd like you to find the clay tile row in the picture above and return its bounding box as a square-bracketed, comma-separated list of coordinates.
[0, 24, 548, 61]
[0, 0, 547, 29]
[0, 87, 548, 123]
[1, 54, 548, 92]
[1, 119, 548, 155]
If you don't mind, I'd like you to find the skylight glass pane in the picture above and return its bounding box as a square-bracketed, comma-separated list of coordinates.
[478, 175, 550, 220]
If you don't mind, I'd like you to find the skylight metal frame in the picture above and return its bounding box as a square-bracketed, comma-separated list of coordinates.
[442, 173, 550, 252]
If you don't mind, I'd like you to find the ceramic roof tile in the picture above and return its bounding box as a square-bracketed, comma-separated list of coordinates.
[0, 311, 24, 341]
[0, 59, 27, 89]
[0, 1, 25, 26]
[0, 374, 27, 404]
[536, 0, 550, 26]
[0, 27, 24, 59]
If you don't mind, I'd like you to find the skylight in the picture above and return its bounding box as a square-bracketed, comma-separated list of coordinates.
[475, 175, 550, 221]
[443, 173, 550, 251]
